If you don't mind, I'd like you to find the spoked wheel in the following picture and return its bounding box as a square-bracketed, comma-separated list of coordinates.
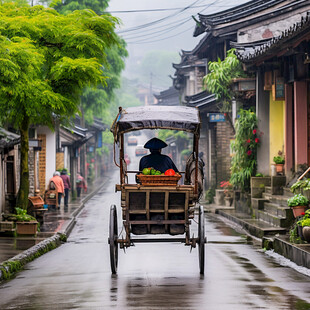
[198, 204, 206, 275]
[109, 205, 118, 274]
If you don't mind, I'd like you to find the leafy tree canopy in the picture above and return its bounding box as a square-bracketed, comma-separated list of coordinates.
[50, 0, 128, 126]
[50, 0, 109, 15]
[0, 2, 120, 128]
[0, 2, 121, 208]
[203, 48, 246, 111]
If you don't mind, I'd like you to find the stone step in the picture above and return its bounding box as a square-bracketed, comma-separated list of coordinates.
[257, 210, 291, 228]
[251, 198, 269, 210]
[264, 202, 292, 218]
[283, 187, 295, 198]
[269, 194, 290, 207]
[216, 209, 287, 239]
[265, 186, 272, 195]
[262, 192, 290, 206]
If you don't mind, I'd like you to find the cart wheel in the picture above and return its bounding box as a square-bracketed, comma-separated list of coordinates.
[109, 205, 118, 274]
[198, 204, 205, 275]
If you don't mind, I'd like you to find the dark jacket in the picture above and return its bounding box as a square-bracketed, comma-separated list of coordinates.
[139, 151, 178, 173]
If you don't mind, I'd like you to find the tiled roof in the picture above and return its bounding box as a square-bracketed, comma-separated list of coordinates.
[194, 0, 308, 37]
[185, 92, 217, 110]
[0, 128, 20, 150]
[234, 12, 310, 62]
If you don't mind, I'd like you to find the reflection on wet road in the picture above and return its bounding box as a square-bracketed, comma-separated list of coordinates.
[0, 171, 309, 309]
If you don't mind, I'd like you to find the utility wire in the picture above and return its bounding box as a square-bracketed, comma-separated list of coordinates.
[121, 17, 192, 40]
[116, 0, 203, 34]
[126, 24, 196, 44]
[107, 4, 209, 14]
[125, 0, 221, 44]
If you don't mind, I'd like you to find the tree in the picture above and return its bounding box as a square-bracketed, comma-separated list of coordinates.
[203, 48, 246, 112]
[50, 0, 128, 126]
[50, 0, 109, 15]
[0, 2, 120, 209]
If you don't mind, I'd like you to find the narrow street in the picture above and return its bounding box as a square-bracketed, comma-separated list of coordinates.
[0, 167, 309, 309]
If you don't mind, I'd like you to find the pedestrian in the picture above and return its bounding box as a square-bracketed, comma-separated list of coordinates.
[49, 171, 64, 208]
[60, 169, 71, 208]
[76, 172, 87, 197]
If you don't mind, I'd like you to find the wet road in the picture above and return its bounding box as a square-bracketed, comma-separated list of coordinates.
[0, 147, 310, 309]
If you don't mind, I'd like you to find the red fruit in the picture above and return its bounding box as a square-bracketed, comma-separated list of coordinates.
[164, 169, 175, 176]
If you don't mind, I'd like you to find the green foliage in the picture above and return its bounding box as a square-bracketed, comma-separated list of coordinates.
[15, 207, 37, 222]
[180, 149, 192, 159]
[290, 179, 310, 194]
[273, 156, 285, 164]
[203, 49, 246, 111]
[0, 2, 122, 209]
[299, 210, 310, 226]
[255, 173, 264, 177]
[50, 0, 109, 15]
[289, 224, 300, 243]
[51, 0, 128, 127]
[205, 188, 215, 204]
[287, 194, 309, 207]
[230, 109, 260, 191]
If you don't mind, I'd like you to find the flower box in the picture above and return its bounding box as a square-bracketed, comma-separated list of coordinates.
[16, 221, 38, 235]
[0, 221, 15, 232]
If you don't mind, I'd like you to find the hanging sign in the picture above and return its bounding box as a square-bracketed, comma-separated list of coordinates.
[209, 113, 225, 122]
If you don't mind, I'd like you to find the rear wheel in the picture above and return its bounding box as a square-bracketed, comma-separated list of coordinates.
[109, 205, 118, 274]
[198, 204, 205, 274]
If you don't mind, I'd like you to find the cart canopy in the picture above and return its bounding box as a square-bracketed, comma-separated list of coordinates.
[111, 106, 200, 139]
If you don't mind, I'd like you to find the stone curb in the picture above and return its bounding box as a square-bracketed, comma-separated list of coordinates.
[217, 208, 310, 269]
[0, 233, 64, 282]
[0, 177, 108, 282]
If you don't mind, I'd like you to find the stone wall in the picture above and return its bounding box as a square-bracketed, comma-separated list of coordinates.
[38, 134, 46, 195]
[28, 148, 35, 196]
[216, 121, 234, 184]
[56, 152, 64, 171]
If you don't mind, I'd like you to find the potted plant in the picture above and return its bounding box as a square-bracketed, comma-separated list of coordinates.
[15, 207, 38, 235]
[287, 194, 309, 218]
[297, 210, 310, 242]
[220, 181, 233, 206]
[273, 154, 285, 173]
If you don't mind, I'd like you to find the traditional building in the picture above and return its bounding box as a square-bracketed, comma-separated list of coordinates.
[153, 86, 180, 106]
[235, 12, 310, 178]
[173, 0, 310, 189]
[0, 128, 20, 213]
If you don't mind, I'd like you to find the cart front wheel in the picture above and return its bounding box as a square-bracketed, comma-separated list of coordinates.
[109, 205, 118, 274]
[198, 204, 206, 275]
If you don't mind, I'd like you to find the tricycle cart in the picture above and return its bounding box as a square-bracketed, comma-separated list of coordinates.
[109, 105, 206, 274]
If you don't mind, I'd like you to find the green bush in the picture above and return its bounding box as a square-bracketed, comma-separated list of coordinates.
[287, 194, 309, 207]
[230, 108, 260, 191]
[205, 188, 215, 204]
[273, 156, 285, 164]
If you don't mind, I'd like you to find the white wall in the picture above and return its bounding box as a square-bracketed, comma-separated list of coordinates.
[238, 11, 309, 43]
[36, 126, 56, 186]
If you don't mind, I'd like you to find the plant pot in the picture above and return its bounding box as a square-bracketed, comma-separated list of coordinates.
[16, 221, 38, 235]
[275, 164, 284, 174]
[291, 206, 308, 218]
[302, 226, 310, 242]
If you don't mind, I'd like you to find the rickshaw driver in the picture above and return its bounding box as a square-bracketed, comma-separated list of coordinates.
[139, 137, 178, 173]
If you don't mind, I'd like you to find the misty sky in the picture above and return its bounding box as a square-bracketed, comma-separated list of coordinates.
[108, 0, 250, 58]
